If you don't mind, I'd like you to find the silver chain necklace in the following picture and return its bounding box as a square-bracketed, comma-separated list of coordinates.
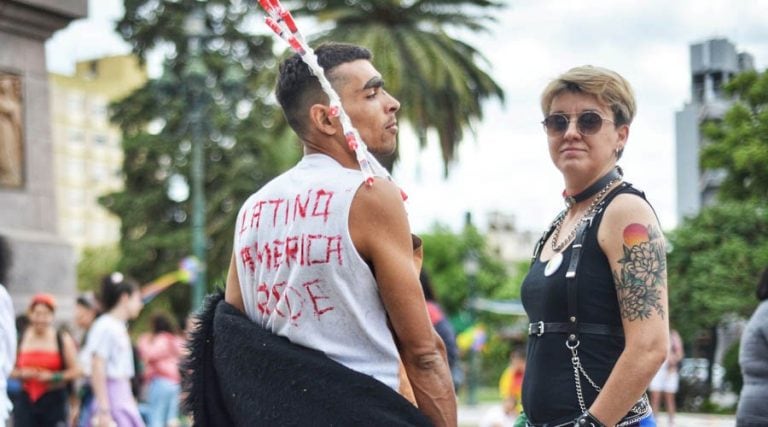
[550, 176, 621, 252]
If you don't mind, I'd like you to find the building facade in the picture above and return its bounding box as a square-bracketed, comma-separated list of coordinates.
[675, 38, 755, 222]
[485, 211, 538, 266]
[50, 55, 147, 254]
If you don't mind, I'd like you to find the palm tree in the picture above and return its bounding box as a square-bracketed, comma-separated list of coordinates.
[289, 0, 506, 175]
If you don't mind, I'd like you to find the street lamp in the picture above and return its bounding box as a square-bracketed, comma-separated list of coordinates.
[184, 6, 207, 310]
[463, 248, 480, 406]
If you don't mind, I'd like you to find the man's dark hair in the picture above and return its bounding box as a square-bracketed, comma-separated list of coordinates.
[0, 235, 11, 286]
[757, 267, 768, 301]
[276, 42, 372, 136]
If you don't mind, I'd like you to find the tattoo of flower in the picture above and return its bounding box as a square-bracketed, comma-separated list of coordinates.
[613, 223, 667, 320]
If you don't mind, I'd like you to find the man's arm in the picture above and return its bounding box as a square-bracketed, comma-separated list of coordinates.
[350, 178, 457, 427]
[589, 194, 669, 425]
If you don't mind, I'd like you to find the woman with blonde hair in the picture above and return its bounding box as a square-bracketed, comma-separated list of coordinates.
[520, 66, 669, 426]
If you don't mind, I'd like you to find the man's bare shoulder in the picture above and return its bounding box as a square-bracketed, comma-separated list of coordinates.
[352, 178, 406, 216]
[349, 178, 411, 260]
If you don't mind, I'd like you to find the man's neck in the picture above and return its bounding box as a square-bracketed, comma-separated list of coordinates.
[303, 137, 359, 170]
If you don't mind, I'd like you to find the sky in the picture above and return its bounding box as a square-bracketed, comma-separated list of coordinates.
[45, 0, 768, 234]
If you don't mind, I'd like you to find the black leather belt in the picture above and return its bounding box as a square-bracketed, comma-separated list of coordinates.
[528, 321, 624, 337]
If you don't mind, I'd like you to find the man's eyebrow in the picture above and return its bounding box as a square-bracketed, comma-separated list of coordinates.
[362, 76, 384, 91]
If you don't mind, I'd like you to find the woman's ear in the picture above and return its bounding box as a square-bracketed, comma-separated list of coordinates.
[309, 104, 338, 136]
[617, 124, 629, 145]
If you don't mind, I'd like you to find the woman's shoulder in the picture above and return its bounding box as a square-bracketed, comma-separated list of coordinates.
[90, 314, 122, 333]
[601, 184, 658, 225]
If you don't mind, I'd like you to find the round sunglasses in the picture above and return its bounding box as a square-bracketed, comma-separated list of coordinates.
[541, 111, 614, 137]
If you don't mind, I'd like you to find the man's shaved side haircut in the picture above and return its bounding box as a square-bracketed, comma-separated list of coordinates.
[276, 43, 372, 136]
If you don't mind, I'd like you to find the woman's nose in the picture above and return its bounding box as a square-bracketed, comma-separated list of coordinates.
[563, 118, 580, 139]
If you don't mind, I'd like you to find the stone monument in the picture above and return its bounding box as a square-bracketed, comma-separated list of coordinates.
[0, 0, 87, 316]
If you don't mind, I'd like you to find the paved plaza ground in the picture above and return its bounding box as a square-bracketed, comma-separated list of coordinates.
[458, 404, 737, 426]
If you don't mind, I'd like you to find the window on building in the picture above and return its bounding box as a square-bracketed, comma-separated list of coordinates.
[68, 129, 85, 146]
[67, 91, 85, 115]
[90, 99, 108, 124]
[68, 219, 85, 237]
[93, 134, 109, 145]
[692, 74, 705, 103]
[91, 164, 108, 182]
[68, 189, 86, 205]
[66, 158, 86, 181]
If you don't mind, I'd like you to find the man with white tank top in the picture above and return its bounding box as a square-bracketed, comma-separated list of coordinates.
[224, 42, 456, 426]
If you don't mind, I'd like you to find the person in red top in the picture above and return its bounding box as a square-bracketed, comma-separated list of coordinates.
[137, 312, 183, 427]
[10, 293, 79, 426]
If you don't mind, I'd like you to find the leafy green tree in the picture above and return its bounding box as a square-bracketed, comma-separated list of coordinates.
[670, 68, 768, 397]
[103, 0, 300, 316]
[667, 201, 768, 395]
[420, 224, 513, 316]
[667, 202, 768, 339]
[77, 246, 120, 292]
[289, 0, 505, 173]
[701, 69, 768, 202]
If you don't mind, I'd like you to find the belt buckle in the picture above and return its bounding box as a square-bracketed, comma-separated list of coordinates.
[529, 321, 544, 336]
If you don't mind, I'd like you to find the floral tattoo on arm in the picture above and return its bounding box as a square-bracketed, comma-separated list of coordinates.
[612, 223, 667, 321]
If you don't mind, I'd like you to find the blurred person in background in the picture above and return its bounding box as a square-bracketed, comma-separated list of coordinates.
[649, 328, 683, 426]
[520, 65, 668, 426]
[420, 269, 462, 391]
[0, 236, 16, 423]
[72, 292, 100, 426]
[74, 293, 100, 340]
[137, 312, 183, 427]
[498, 349, 525, 413]
[81, 272, 145, 427]
[10, 293, 80, 426]
[479, 396, 518, 427]
[736, 267, 768, 427]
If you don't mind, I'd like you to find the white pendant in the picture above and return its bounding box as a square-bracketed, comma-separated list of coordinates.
[544, 252, 563, 277]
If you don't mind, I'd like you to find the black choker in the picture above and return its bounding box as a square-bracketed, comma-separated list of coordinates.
[563, 166, 622, 208]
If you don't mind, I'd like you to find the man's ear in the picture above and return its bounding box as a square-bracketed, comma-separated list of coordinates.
[309, 104, 338, 136]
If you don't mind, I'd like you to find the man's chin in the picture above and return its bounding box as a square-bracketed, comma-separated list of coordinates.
[369, 140, 397, 156]
[369, 146, 397, 165]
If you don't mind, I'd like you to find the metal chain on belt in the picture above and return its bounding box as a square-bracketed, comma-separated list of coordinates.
[566, 340, 652, 427]
[566, 340, 601, 412]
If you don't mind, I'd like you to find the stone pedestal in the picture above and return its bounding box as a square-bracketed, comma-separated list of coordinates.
[0, 0, 87, 317]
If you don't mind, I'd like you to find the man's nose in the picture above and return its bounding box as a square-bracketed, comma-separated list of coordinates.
[387, 91, 400, 112]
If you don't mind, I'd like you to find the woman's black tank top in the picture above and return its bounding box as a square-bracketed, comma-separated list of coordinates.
[520, 183, 648, 424]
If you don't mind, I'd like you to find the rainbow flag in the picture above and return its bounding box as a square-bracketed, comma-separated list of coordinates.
[140, 256, 199, 303]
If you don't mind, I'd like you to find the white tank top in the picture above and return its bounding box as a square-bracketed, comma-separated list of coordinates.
[234, 154, 401, 390]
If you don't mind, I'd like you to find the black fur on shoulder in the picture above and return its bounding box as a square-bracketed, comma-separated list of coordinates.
[181, 290, 433, 426]
[181, 290, 233, 426]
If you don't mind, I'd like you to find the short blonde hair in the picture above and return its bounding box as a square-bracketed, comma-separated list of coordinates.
[540, 65, 636, 126]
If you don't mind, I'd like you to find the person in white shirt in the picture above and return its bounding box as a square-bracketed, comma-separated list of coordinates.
[80, 272, 144, 427]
